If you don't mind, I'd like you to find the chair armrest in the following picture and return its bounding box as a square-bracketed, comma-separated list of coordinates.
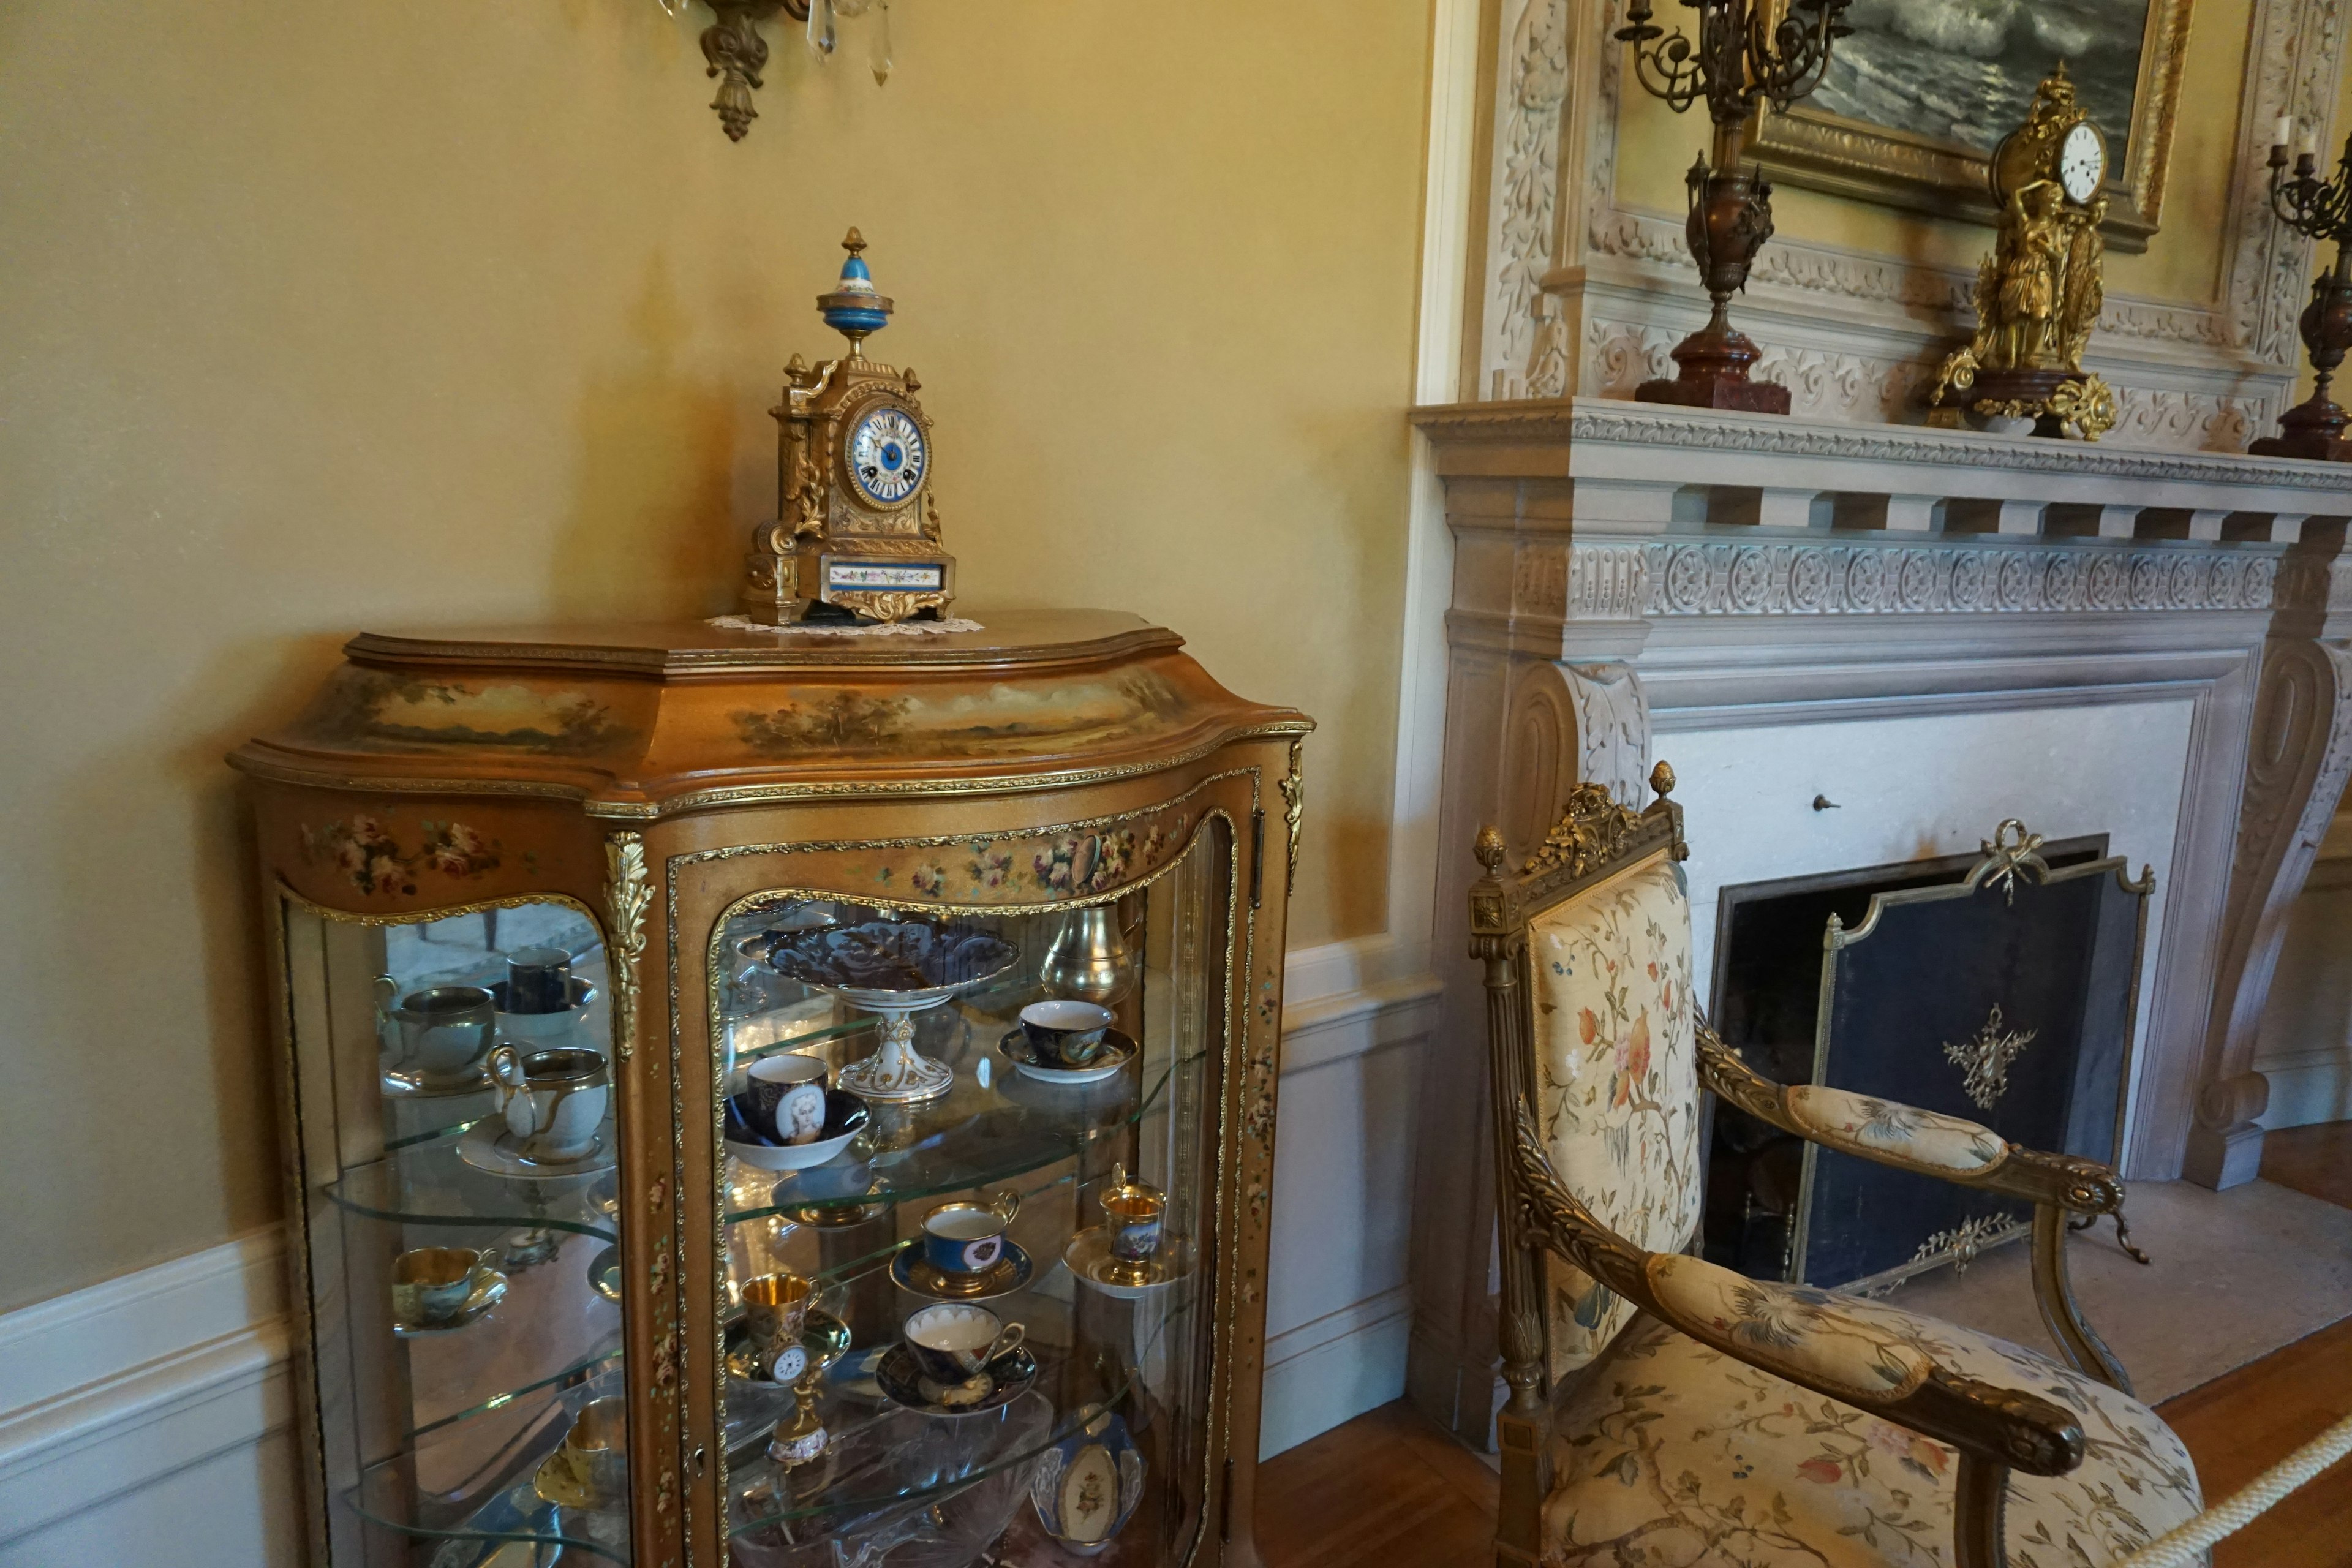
[1697, 1025, 2126, 1218]
[1507, 1101, 2087, 1479]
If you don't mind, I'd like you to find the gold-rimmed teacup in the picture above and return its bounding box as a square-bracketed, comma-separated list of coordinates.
[391, 1246, 497, 1327]
[1101, 1163, 1167, 1284]
[549, 1396, 629, 1510]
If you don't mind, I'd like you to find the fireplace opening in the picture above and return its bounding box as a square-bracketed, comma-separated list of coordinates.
[1702, 834, 2127, 1290]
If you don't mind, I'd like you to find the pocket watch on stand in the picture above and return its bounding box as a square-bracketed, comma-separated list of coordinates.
[1929, 66, 2118, 442]
[741, 228, 957, 625]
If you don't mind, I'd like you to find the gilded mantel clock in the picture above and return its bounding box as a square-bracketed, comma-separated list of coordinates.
[1929, 66, 2118, 442]
[742, 228, 957, 624]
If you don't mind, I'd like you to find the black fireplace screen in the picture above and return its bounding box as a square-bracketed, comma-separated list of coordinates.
[1704, 826, 2152, 1293]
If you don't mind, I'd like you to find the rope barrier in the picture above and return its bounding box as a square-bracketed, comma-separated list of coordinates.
[2109, 1409, 2352, 1568]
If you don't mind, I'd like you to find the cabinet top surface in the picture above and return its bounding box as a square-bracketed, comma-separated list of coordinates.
[230, 608, 1309, 812]
[342, 608, 1181, 677]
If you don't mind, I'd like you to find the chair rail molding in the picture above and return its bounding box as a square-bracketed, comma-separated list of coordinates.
[1463, 0, 2349, 447]
[1399, 396, 2352, 1447]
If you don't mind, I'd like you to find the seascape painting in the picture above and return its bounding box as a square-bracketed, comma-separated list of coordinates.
[1809, 0, 2152, 160]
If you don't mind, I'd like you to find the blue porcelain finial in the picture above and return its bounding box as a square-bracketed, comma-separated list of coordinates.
[817, 227, 892, 351]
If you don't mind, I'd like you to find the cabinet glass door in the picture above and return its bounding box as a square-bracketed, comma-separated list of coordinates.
[281, 897, 630, 1564]
[711, 823, 1233, 1568]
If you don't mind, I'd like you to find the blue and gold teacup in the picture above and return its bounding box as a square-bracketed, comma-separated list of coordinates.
[1017, 1000, 1116, 1069]
[903, 1302, 1025, 1387]
[1100, 1164, 1166, 1284]
[919, 1191, 1021, 1283]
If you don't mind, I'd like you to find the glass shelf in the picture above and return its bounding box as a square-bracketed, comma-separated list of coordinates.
[323, 1125, 620, 1241]
[725, 1056, 1185, 1225]
[726, 1284, 1202, 1540]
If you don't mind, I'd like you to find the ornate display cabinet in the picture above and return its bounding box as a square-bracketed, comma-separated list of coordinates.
[231, 610, 1309, 1568]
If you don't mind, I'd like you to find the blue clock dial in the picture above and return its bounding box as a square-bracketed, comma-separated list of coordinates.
[848, 405, 927, 507]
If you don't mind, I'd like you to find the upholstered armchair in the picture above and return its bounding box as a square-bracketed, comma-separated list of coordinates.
[1472, 766, 2203, 1568]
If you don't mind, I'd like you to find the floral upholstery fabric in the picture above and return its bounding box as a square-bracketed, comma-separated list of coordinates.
[1785, 1085, 2008, 1175]
[1644, 1254, 1929, 1404]
[1543, 1304, 2203, 1567]
[1527, 850, 1702, 1377]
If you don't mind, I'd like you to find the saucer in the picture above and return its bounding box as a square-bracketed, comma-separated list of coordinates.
[891, 1240, 1034, 1303]
[589, 1245, 620, 1303]
[997, 1028, 1137, 1087]
[391, 1268, 508, 1335]
[723, 1308, 853, 1385]
[1065, 1229, 1192, 1301]
[875, 1343, 1038, 1415]
[531, 1446, 624, 1513]
[380, 1063, 492, 1097]
[456, 1119, 617, 1180]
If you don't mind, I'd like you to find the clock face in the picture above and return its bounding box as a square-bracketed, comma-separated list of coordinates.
[846, 404, 927, 508]
[2059, 123, 2104, 203]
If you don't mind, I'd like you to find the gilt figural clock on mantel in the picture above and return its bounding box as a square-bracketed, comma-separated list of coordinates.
[743, 229, 957, 625]
[233, 233, 1311, 1568]
[1930, 66, 2119, 442]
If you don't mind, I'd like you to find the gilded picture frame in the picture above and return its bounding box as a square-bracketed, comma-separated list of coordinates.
[1749, 0, 2192, 252]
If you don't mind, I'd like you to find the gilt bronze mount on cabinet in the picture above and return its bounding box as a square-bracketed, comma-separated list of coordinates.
[1612, 0, 1855, 415]
[2253, 126, 2352, 462]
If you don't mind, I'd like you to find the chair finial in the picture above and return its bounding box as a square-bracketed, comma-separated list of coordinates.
[1474, 824, 1507, 873]
[1650, 761, 1676, 800]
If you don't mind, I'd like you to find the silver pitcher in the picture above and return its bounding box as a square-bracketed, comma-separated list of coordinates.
[1041, 907, 1136, 1006]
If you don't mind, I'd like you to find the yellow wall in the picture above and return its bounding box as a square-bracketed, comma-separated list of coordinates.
[1613, 0, 2267, 306]
[0, 2, 1433, 1310]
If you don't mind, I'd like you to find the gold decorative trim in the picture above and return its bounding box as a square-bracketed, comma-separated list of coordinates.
[1943, 1003, 2037, 1111]
[605, 832, 652, 1065]
[1278, 738, 1305, 897]
[1520, 783, 1643, 879]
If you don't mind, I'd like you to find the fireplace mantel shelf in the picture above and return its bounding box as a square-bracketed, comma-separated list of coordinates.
[1411, 398, 2352, 538]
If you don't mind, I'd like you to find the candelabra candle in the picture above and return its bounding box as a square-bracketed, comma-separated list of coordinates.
[2253, 127, 2352, 462]
[1613, 0, 1855, 415]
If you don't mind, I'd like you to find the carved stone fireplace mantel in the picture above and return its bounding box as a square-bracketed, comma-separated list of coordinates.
[1400, 395, 2352, 1445]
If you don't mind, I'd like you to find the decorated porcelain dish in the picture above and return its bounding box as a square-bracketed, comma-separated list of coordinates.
[724, 1088, 870, 1172]
[456, 1118, 618, 1180]
[891, 1238, 1035, 1302]
[997, 1027, 1138, 1087]
[764, 921, 1020, 1008]
[875, 1343, 1039, 1415]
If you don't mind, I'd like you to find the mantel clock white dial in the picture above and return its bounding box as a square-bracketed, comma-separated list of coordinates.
[848, 404, 927, 507]
[2059, 122, 2105, 204]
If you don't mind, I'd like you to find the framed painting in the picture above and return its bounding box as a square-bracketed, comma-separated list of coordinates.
[1749, 0, 2193, 251]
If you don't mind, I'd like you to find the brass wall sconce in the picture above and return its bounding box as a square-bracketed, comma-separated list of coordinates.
[683, 0, 894, 142]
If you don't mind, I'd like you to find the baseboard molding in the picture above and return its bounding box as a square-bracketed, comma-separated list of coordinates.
[1258, 1285, 1416, 1460]
[2257, 1045, 2352, 1127]
[0, 1230, 293, 1551]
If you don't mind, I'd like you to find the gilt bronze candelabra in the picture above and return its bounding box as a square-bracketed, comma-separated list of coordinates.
[1615, 0, 1853, 413]
[2253, 129, 2352, 462]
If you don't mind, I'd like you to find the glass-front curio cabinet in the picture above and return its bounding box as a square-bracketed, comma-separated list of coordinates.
[233, 611, 1308, 1568]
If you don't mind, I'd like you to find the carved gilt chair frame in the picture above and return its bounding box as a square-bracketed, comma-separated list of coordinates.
[1474, 766, 2144, 1568]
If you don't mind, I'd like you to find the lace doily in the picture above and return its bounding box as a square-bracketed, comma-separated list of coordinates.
[706, 614, 986, 638]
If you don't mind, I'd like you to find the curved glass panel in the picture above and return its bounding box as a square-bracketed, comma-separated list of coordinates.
[707, 820, 1233, 1568]
[277, 897, 635, 1562]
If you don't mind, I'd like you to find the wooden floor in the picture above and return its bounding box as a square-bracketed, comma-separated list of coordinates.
[1257, 1122, 2352, 1568]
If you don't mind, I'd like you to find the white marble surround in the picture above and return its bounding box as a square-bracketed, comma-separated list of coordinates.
[1400, 396, 2352, 1446]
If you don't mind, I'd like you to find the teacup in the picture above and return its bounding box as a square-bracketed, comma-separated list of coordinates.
[377, 979, 497, 1083]
[1018, 1000, 1117, 1069]
[488, 1045, 609, 1162]
[391, 1245, 497, 1326]
[921, 1191, 1021, 1282]
[741, 1272, 814, 1381]
[504, 946, 575, 1015]
[557, 1396, 629, 1509]
[745, 1053, 831, 1146]
[902, 1302, 1024, 1387]
[1101, 1163, 1166, 1276]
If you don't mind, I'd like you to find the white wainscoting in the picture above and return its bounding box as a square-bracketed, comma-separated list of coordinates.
[0, 1229, 300, 1566]
[0, 941, 1441, 1555]
[2255, 809, 2352, 1129]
